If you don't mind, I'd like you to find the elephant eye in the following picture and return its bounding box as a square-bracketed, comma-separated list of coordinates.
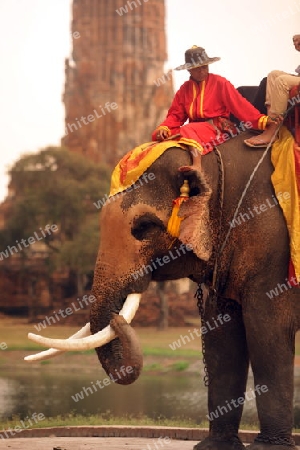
[131, 214, 165, 241]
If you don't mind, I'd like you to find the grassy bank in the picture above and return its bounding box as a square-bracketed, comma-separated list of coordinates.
[3, 317, 300, 355]
[0, 413, 203, 430]
[2, 317, 300, 376]
[1, 413, 296, 432]
[0, 317, 203, 375]
[0, 316, 202, 356]
[0, 412, 268, 432]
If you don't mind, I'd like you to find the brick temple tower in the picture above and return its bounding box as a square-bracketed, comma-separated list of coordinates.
[62, 0, 174, 167]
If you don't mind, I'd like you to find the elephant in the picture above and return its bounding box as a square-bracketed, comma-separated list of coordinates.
[26, 130, 300, 450]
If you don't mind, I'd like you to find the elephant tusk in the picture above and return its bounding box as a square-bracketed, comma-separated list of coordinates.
[26, 293, 141, 352]
[24, 323, 91, 362]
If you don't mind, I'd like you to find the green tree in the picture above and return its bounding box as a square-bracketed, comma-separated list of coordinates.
[7, 147, 110, 242]
[0, 146, 111, 311]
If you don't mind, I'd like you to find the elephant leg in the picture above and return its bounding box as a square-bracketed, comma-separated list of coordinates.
[243, 299, 296, 450]
[194, 296, 249, 450]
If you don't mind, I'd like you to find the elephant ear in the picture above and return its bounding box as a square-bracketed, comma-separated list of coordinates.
[177, 170, 212, 261]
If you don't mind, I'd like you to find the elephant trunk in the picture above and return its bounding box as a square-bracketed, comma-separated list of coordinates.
[93, 313, 143, 385]
[89, 288, 143, 385]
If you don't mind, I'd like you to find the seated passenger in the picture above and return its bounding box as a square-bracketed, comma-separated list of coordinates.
[244, 34, 300, 147]
[152, 45, 274, 155]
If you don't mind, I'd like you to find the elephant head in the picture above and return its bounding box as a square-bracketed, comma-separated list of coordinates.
[26, 147, 214, 384]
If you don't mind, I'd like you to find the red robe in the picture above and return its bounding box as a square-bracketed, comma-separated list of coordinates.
[152, 74, 268, 154]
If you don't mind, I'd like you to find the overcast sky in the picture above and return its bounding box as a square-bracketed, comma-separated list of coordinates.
[0, 0, 299, 201]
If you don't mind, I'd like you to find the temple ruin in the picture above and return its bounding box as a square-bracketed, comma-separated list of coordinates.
[62, 0, 174, 167]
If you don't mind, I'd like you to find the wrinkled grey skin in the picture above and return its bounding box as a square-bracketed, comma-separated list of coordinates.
[90, 132, 300, 450]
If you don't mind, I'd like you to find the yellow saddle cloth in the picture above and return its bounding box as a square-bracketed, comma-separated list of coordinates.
[271, 126, 300, 284]
[109, 140, 186, 197]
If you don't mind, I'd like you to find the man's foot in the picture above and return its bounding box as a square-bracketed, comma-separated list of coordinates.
[179, 146, 202, 172]
[244, 137, 271, 148]
[244, 114, 282, 148]
[244, 133, 278, 148]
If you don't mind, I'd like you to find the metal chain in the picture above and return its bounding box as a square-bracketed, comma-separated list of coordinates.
[255, 433, 295, 446]
[195, 283, 209, 386]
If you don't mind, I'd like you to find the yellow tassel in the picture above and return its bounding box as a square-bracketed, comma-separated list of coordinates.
[167, 180, 190, 237]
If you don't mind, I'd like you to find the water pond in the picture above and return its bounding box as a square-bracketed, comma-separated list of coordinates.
[1, 359, 300, 426]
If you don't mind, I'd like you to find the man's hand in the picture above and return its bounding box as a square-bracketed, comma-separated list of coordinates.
[156, 129, 170, 141]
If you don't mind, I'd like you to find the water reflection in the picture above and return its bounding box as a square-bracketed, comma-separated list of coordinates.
[1, 365, 300, 426]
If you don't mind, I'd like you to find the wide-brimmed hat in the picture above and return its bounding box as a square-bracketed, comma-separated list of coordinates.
[175, 45, 220, 71]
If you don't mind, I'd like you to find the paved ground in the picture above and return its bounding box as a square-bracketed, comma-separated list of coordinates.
[0, 436, 202, 449]
[0, 427, 251, 450]
[0, 427, 298, 450]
